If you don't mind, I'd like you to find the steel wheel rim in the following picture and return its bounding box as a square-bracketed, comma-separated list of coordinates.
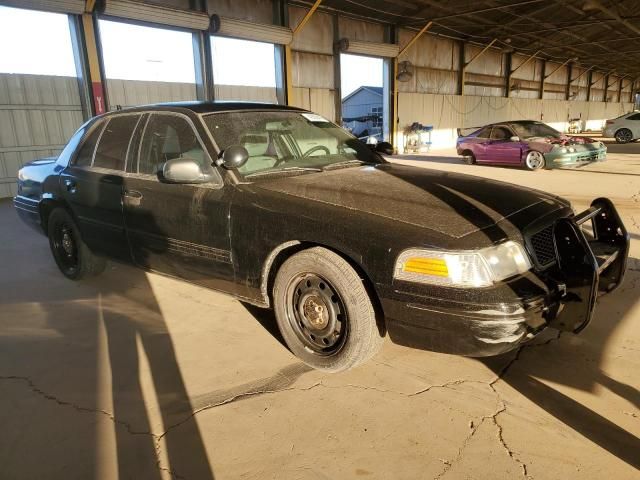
[526, 151, 544, 169]
[52, 221, 78, 274]
[616, 129, 632, 143]
[285, 273, 348, 355]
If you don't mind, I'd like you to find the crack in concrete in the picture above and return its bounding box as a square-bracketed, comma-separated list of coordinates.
[0, 375, 157, 438]
[1, 375, 188, 480]
[4, 330, 566, 480]
[435, 331, 563, 479]
[157, 382, 323, 443]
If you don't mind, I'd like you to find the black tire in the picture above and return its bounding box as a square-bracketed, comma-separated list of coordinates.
[47, 207, 106, 280]
[614, 128, 633, 144]
[273, 247, 383, 372]
[462, 151, 476, 165]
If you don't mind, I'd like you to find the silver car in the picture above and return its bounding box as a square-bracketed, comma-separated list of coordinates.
[603, 111, 640, 143]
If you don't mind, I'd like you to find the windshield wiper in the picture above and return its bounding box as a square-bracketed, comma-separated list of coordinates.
[322, 159, 370, 171]
[244, 166, 323, 178]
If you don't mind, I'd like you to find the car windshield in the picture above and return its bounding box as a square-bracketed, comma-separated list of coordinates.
[203, 110, 382, 178]
[511, 122, 562, 139]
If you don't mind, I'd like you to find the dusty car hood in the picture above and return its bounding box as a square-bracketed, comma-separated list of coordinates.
[254, 163, 567, 238]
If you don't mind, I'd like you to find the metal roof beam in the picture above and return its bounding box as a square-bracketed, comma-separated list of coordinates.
[590, 0, 640, 36]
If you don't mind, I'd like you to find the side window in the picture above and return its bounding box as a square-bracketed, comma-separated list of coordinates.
[490, 127, 511, 140]
[126, 114, 148, 173]
[74, 121, 104, 167]
[627, 113, 640, 120]
[138, 114, 206, 175]
[476, 127, 491, 138]
[94, 115, 141, 171]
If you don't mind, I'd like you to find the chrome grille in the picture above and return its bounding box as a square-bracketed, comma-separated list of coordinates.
[530, 225, 556, 267]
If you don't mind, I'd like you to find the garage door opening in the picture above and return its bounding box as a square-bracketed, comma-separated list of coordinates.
[340, 53, 385, 142]
[98, 19, 197, 109]
[211, 36, 277, 103]
[0, 6, 77, 77]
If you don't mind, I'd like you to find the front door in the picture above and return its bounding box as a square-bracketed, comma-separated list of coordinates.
[60, 114, 141, 262]
[486, 126, 522, 164]
[122, 112, 235, 293]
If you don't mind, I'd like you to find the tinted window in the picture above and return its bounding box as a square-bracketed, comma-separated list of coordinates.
[138, 114, 206, 175]
[74, 121, 104, 167]
[627, 113, 640, 120]
[476, 127, 491, 138]
[94, 115, 140, 171]
[490, 127, 512, 140]
[126, 114, 148, 173]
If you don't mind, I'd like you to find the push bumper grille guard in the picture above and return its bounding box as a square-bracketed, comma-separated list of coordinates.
[547, 198, 629, 333]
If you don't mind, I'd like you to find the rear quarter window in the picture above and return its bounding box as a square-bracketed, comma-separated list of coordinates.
[94, 114, 141, 171]
[74, 121, 105, 167]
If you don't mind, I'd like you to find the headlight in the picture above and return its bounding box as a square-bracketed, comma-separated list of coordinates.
[394, 241, 532, 288]
[559, 147, 568, 154]
[568, 147, 576, 153]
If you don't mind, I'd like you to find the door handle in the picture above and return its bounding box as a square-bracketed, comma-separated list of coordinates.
[123, 190, 143, 206]
[64, 178, 76, 193]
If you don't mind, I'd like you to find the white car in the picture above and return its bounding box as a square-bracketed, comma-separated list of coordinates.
[603, 111, 640, 143]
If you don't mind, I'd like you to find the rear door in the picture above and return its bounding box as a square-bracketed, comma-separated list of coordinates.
[122, 112, 235, 293]
[60, 114, 141, 262]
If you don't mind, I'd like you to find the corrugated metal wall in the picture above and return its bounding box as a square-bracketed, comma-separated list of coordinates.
[288, 5, 336, 121]
[0, 73, 83, 198]
[397, 92, 634, 150]
[106, 79, 197, 108]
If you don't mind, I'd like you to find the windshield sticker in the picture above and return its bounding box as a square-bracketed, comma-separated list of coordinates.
[301, 113, 330, 123]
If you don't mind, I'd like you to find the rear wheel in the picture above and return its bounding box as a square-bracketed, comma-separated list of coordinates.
[273, 247, 383, 372]
[614, 128, 633, 144]
[48, 208, 106, 280]
[524, 151, 545, 171]
[462, 151, 476, 165]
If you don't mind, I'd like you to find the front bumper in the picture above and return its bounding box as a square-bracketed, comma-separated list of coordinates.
[381, 198, 629, 357]
[545, 146, 607, 168]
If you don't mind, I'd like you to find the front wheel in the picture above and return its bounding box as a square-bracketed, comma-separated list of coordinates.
[48, 208, 106, 280]
[273, 247, 383, 372]
[614, 128, 633, 144]
[524, 151, 546, 171]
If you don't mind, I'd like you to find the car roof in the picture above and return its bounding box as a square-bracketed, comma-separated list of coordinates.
[487, 120, 544, 127]
[108, 101, 308, 115]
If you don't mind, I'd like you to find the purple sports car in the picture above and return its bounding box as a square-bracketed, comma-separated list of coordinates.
[456, 120, 607, 170]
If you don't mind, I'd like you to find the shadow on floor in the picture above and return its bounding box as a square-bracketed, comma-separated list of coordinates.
[0, 200, 215, 479]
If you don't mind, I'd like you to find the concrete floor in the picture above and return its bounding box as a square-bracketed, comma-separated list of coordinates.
[1, 138, 638, 479]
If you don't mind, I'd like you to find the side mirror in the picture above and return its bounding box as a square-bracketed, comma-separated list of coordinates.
[376, 141, 394, 155]
[510, 136, 521, 142]
[162, 157, 215, 184]
[220, 145, 249, 169]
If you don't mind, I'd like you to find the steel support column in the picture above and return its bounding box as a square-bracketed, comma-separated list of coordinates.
[332, 13, 342, 124]
[539, 59, 546, 99]
[565, 62, 572, 101]
[80, 12, 106, 115]
[457, 41, 465, 96]
[68, 15, 93, 120]
[505, 52, 512, 98]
